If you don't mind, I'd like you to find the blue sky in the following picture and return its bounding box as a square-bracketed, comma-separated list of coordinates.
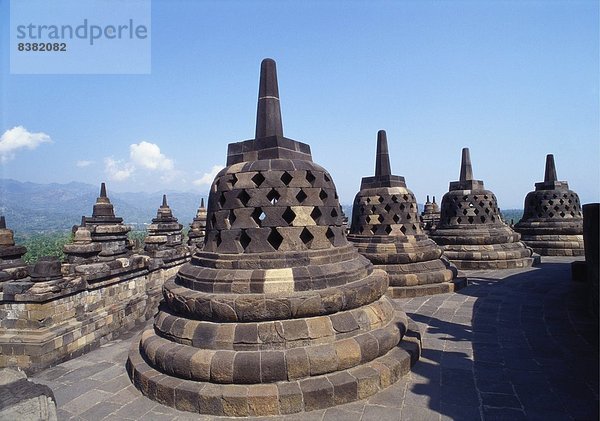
[1, 0, 598, 208]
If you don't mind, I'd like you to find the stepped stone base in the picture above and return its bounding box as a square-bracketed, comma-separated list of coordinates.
[387, 276, 467, 298]
[127, 312, 421, 417]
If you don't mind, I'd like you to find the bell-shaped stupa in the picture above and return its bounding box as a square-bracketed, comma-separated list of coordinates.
[421, 195, 441, 233]
[348, 131, 461, 297]
[144, 195, 189, 267]
[514, 154, 584, 256]
[429, 148, 535, 269]
[127, 59, 420, 416]
[188, 198, 207, 249]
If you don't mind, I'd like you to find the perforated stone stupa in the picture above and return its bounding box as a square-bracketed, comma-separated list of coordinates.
[187, 198, 207, 249]
[514, 154, 584, 256]
[348, 131, 460, 298]
[429, 148, 535, 269]
[0, 216, 28, 285]
[421, 195, 441, 233]
[127, 59, 421, 416]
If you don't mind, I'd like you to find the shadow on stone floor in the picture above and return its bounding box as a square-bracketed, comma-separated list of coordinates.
[406, 260, 599, 421]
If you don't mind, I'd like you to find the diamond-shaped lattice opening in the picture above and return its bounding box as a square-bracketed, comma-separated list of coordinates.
[391, 195, 398, 203]
[549, 212, 554, 218]
[457, 217, 462, 223]
[553, 194, 558, 199]
[384, 204, 391, 212]
[252, 172, 266, 187]
[371, 205, 377, 213]
[399, 203, 405, 210]
[543, 206, 548, 211]
[400, 225, 407, 234]
[267, 228, 284, 250]
[360, 206, 365, 214]
[412, 224, 418, 231]
[473, 195, 478, 200]
[282, 207, 296, 225]
[468, 216, 474, 224]
[267, 188, 280, 205]
[305, 171, 316, 185]
[392, 214, 400, 223]
[296, 189, 308, 203]
[403, 195, 409, 201]
[548, 200, 554, 205]
[559, 199, 564, 204]
[406, 214, 412, 220]
[570, 211, 576, 217]
[553, 206, 559, 211]
[219, 192, 227, 208]
[231, 173, 238, 187]
[251, 207, 264, 225]
[228, 210, 236, 226]
[378, 196, 384, 203]
[491, 215, 496, 221]
[480, 216, 486, 223]
[237, 190, 251, 206]
[485, 208, 490, 214]
[300, 227, 314, 246]
[310, 207, 322, 223]
[331, 208, 338, 218]
[484, 195, 489, 199]
[239, 230, 251, 250]
[560, 212, 565, 217]
[463, 209, 468, 215]
[326, 227, 335, 245]
[384, 225, 393, 234]
[366, 197, 371, 203]
[324, 173, 331, 182]
[281, 171, 293, 186]
[474, 209, 479, 215]
[377, 214, 384, 223]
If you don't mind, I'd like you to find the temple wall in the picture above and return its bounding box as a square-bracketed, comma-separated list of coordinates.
[0, 261, 184, 374]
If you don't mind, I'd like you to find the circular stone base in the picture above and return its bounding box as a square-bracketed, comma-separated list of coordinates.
[387, 277, 467, 299]
[126, 314, 422, 417]
[449, 257, 535, 270]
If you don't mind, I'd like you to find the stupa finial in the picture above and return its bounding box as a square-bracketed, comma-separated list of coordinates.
[459, 147, 473, 181]
[426, 195, 430, 203]
[100, 182, 107, 198]
[255, 58, 283, 139]
[544, 154, 558, 183]
[0, 216, 5, 229]
[375, 130, 392, 177]
[162, 194, 168, 207]
[200, 198, 205, 208]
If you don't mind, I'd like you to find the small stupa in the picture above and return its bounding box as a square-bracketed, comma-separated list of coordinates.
[73, 183, 132, 260]
[515, 154, 584, 256]
[127, 59, 421, 416]
[420, 195, 441, 233]
[429, 148, 535, 269]
[348, 130, 461, 297]
[144, 195, 189, 266]
[0, 216, 28, 283]
[188, 198, 207, 249]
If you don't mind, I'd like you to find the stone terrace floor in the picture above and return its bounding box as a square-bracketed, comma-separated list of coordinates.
[32, 257, 599, 420]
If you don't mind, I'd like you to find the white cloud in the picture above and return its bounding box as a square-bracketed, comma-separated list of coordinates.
[76, 160, 93, 168]
[104, 157, 134, 181]
[130, 141, 174, 171]
[194, 165, 224, 186]
[104, 141, 176, 183]
[0, 126, 52, 162]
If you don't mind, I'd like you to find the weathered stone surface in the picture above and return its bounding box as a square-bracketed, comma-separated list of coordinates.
[430, 148, 535, 270]
[348, 131, 460, 296]
[515, 154, 584, 256]
[0, 368, 57, 421]
[127, 58, 419, 416]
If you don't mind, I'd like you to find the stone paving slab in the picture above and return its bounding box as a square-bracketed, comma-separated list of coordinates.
[31, 257, 598, 420]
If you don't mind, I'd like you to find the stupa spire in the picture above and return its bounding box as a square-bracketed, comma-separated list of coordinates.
[100, 182, 107, 198]
[255, 58, 283, 139]
[162, 194, 168, 207]
[0, 216, 5, 229]
[200, 198, 204, 208]
[459, 147, 473, 181]
[544, 154, 558, 183]
[375, 130, 392, 177]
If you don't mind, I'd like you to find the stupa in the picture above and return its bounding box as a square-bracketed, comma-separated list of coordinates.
[77, 183, 132, 260]
[127, 59, 421, 416]
[0, 216, 28, 284]
[514, 154, 584, 256]
[187, 198, 207, 249]
[348, 131, 461, 298]
[144, 195, 190, 267]
[421, 195, 441, 233]
[429, 148, 535, 269]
